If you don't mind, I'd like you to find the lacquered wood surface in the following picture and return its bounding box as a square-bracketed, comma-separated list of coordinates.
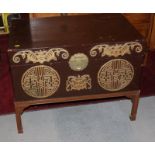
[9, 14, 144, 50]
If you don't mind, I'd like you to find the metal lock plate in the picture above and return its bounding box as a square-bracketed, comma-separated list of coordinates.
[69, 53, 89, 71]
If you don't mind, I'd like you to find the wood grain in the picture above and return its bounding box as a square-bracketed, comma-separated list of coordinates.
[29, 13, 61, 18]
[28, 13, 155, 51]
[30, 13, 151, 39]
[123, 13, 151, 38]
[149, 14, 155, 50]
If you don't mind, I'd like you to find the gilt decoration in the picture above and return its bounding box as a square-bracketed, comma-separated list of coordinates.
[90, 42, 143, 57]
[66, 74, 92, 91]
[98, 59, 134, 91]
[21, 65, 60, 98]
[13, 48, 69, 64]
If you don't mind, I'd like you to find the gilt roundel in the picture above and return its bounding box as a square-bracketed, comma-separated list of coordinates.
[98, 59, 134, 91]
[21, 65, 60, 98]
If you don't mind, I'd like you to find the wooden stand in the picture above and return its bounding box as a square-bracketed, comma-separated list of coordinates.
[14, 90, 140, 134]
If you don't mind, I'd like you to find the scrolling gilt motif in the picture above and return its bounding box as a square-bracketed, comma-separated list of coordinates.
[13, 48, 69, 64]
[21, 65, 60, 98]
[98, 59, 134, 91]
[90, 42, 142, 57]
[66, 75, 92, 92]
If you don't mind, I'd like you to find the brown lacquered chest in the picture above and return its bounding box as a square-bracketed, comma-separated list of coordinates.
[8, 14, 146, 133]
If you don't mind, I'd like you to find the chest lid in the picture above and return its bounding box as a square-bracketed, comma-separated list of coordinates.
[8, 14, 145, 50]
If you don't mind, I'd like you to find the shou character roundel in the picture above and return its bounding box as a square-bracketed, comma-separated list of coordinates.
[21, 65, 60, 98]
[97, 59, 134, 91]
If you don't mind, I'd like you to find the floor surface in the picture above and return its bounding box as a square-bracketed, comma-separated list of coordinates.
[0, 96, 155, 142]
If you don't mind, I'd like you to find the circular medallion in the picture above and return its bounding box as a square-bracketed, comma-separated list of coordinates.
[98, 59, 134, 91]
[69, 53, 89, 71]
[21, 65, 60, 98]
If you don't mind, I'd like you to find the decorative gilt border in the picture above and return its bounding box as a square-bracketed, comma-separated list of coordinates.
[12, 48, 69, 64]
[90, 42, 143, 58]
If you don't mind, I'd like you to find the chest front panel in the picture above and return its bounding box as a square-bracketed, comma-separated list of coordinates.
[9, 41, 145, 101]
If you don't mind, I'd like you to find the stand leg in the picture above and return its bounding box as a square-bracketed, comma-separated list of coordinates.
[15, 105, 24, 134]
[130, 91, 140, 121]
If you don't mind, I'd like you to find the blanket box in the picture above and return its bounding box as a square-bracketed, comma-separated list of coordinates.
[8, 14, 146, 133]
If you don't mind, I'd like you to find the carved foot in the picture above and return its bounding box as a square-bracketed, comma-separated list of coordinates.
[129, 115, 136, 121]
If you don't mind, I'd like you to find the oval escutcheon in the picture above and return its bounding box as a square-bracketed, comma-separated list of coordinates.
[69, 53, 89, 71]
